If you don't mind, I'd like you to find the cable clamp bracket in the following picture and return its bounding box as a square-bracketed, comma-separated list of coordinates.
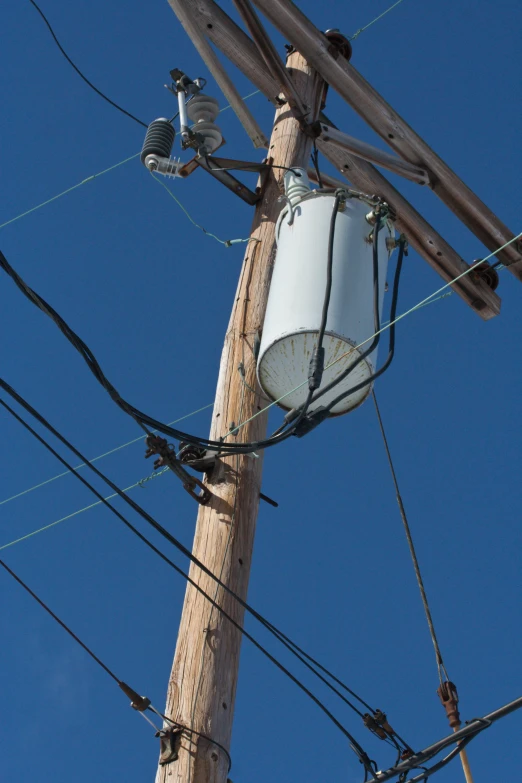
[145, 435, 211, 505]
[157, 726, 184, 765]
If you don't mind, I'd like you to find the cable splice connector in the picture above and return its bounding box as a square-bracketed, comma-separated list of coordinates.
[118, 681, 151, 712]
[437, 680, 461, 729]
[292, 406, 330, 438]
[145, 434, 211, 505]
[308, 346, 325, 391]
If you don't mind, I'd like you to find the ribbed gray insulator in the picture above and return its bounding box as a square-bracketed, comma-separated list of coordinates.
[140, 119, 175, 165]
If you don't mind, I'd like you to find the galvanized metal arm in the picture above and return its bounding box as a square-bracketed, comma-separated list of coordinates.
[365, 695, 522, 783]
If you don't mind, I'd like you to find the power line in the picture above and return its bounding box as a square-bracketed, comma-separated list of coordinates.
[0, 91, 261, 234]
[0, 402, 212, 508]
[0, 468, 169, 553]
[0, 554, 234, 764]
[0, 390, 378, 769]
[28, 0, 148, 127]
[229, 231, 522, 438]
[0, 557, 120, 683]
[371, 391, 449, 685]
[350, 0, 406, 41]
[0, 152, 140, 232]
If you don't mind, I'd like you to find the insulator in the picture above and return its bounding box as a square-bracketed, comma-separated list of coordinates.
[186, 94, 222, 155]
[186, 94, 219, 124]
[141, 118, 175, 166]
[283, 168, 311, 207]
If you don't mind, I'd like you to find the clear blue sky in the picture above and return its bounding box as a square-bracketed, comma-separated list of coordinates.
[1, 1, 520, 781]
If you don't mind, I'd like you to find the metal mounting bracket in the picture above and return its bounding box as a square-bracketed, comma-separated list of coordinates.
[158, 727, 183, 765]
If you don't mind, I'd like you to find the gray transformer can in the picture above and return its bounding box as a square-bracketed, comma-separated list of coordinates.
[257, 190, 392, 416]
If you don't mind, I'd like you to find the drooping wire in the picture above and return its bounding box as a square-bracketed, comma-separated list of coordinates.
[28, 0, 148, 128]
[0, 402, 212, 508]
[371, 390, 450, 686]
[149, 171, 252, 247]
[0, 382, 380, 719]
[0, 393, 376, 769]
[0, 250, 303, 455]
[321, 235, 406, 414]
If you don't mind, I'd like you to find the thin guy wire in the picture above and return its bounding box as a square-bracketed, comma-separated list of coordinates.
[28, 0, 147, 127]
[0, 468, 169, 553]
[371, 390, 449, 685]
[0, 402, 213, 507]
[0, 153, 140, 232]
[227, 231, 522, 439]
[149, 171, 251, 247]
[350, 0, 406, 40]
[0, 557, 120, 683]
[0, 90, 261, 234]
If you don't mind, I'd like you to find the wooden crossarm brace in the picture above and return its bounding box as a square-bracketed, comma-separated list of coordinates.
[314, 122, 430, 185]
[166, 0, 269, 148]
[251, 0, 522, 279]
[317, 138, 501, 320]
[232, 0, 306, 114]
[165, 0, 501, 318]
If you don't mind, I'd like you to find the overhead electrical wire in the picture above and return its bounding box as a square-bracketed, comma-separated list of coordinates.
[0, 392, 380, 772]
[0, 402, 212, 508]
[0, 251, 313, 454]
[0, 555, 234, 767]
[28, 0, 148, 128]
[0, 467, 169, 553]
[349, 0, 406, 41]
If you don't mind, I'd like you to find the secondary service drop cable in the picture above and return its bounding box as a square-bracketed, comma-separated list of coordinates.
[0, 251, 310, 454]
[0, 386, 386, 768]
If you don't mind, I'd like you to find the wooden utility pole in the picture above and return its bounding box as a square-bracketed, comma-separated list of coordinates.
[155, 51, 324, 783]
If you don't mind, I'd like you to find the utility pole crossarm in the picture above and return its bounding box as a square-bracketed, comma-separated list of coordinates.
[168, 0, 503, 319]
[317, 139, 501, 320]
[251, 0, 522, 278]
[155, 50, 325, 783]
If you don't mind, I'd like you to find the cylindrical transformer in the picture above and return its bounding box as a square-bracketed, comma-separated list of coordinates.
[257, 185, 392, 416]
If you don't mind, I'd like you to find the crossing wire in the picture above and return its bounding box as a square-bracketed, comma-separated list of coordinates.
[0, 381, 380, 718]
[0, 391, 378, 771]
[0, 468, 169, 553]
[0, 402, 212, 507]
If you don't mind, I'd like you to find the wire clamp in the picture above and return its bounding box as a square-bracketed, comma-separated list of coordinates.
[145, 435, 211, 505]
[157, 726, 184, 765]
[118, 681, 151, 712]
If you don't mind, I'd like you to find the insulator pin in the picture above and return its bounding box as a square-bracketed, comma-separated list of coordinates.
[141, 118, 175, 166]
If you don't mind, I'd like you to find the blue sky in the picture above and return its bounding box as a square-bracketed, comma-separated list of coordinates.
[1, 1, 520, 781]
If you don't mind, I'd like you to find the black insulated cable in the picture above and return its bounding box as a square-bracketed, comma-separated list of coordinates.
[0, 250, 306, 454]
[0, 386, 389, 744]
[0, 557, 121, 684]
[323, 237, 405, 413]
[28, 0, 148, 128]
[291, 218, 384, 437]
